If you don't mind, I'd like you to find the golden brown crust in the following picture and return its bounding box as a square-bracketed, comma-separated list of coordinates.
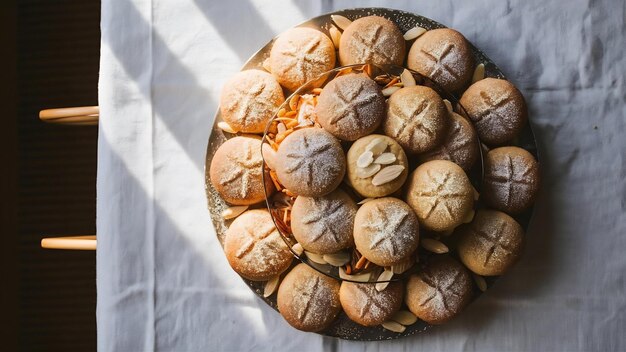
[457, 209, 524, 276]
[346, 134, 409, 198]
[291, 189, 357, 254]
[269, 27, 336, 91]
[407, 28, 474, 93]
[482, 146, 540, 214]
[339, 281, 404, 326]
[339, 16, 405, 66]
[405, 256, 472, 324]
[353, 197, 420, 266]
[275, 128, 346, 197]
[223, 209, 293, 281]
[209, 136, 275, 205]
[419, 112, 479, 172]
[405, 160, 474, 232]
[459, 78, 528, 145]
[219, 70, 285, 133]
[383, 85, 449, 154]
[315, 73, 385, 141]
[277, 263, 341, 332]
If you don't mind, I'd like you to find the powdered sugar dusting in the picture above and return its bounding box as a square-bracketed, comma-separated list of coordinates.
[276, 128, 345, 196]
[358, 198, 419, 264]
[340, 16, 405, 66]
[483, 147, 539, 212]
[460, 78, 526, 144]
[218, 138, 264, 199]
[270, 27, 335, 91]
[420, 112, 478, 171]
[343, 282, 403, 323]
[415, 260, 469, 319]
[292, 190, 357, 253]
[384, 86, 447, 153]
[467, 210, 523, 268]
[289, 267, 340, 327]
[225, 210, 292, 279]
[220, 70, 284, 132]
[407, 28, 473, 91]
[315, 74, 385, 141]
[408, 161, 473, 229]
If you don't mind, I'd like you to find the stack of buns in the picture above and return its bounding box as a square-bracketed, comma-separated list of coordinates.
[209, 13, 539, 335]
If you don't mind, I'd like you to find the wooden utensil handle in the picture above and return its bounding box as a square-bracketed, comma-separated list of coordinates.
[41, 235, 97, 250]
[39, 106, 99, 125]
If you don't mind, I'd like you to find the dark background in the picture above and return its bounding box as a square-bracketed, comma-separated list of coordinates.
[1, 0, 100, 350]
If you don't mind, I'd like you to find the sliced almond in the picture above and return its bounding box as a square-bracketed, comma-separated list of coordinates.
[221, 205, 248, 220]
[304, 251, 327, 265]
[391, 310, 418, 326]
[421, 238, 449, 254]
[217, 121, 237, 134]
[357, 151, 374, 168]
[372, 165, 405, 186]
[323, 251, 351, 267]
[356, 163, 381, 178]
[473, 273, 488, 292]
[382, 320, 406, 333]
[472, 63, 485, 83]
[400, 69, 416, 87]
[289, 94, 300, 111]
[277, 122, 287, 135]
[329, 25, 341, 49]
[338, 267, 371, 282]
[443, 99, 453, 114]
[403, 26, 427, 41]
[473, 186, 480, 201]
[462, 209, 476, 224]
[357, 197, 375, 205]
[330, 15, 352, 30]
[291, 242, 304, 256]
[365, 137, 388, 155]
[375, 269, 394, 291]
[263, 275, 280, 297]
[382, 85, 401, 97]
[373, 152, 396, 165]
[391, 256, 414, 274]
[262, 58, 271, 73]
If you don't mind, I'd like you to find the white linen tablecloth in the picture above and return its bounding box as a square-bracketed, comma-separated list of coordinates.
[97, 0, 626, 351]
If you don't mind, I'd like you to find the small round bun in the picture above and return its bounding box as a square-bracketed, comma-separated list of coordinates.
[269, 27, 336, 91]
[405, 256, 472, 325]
[482, 146, 540, 214]
[275, 128, 346, 197]
[219, 69, 285, 133]
[339, 281, 404, 326]
[405, 160, 474, 232]
[277, 263, 341, 332]
[209, 136, 274, 205]
[346, 134, 409, 198]
[407, 28, 474, 92]
[315, 73, 385, 141]
[460, 78, 528, 145]
[457, 209, 524, 276]
[339, 16, 405, 66]
[353, 197, 420, 266]
[291, 189, 357, 254]
[224, 209, 293, 281]
[420, 112, 479, 172]
[383, 85, 448, 154]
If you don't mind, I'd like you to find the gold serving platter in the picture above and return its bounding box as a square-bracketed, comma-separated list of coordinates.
[204, 7, 538, 341]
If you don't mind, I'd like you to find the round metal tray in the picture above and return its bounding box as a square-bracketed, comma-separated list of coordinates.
[204, 7, 538, 341]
